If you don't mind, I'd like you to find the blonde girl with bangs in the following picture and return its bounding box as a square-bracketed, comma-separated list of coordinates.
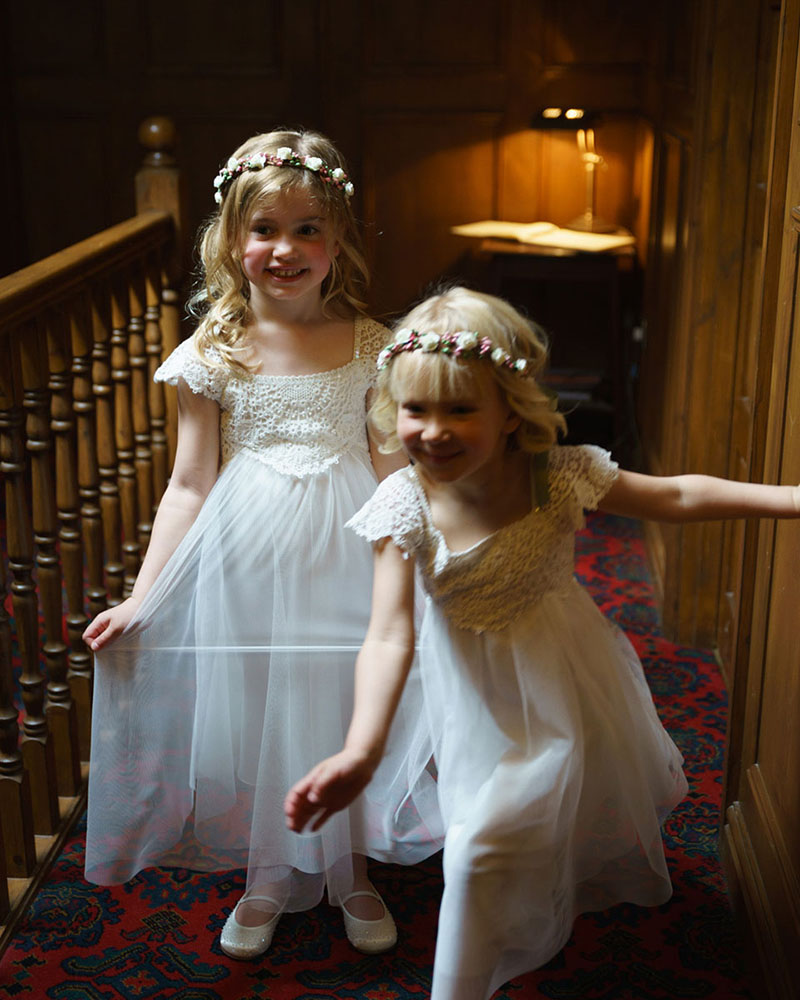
[83, 129, 442, 960]
[287, 285, 800, 1000]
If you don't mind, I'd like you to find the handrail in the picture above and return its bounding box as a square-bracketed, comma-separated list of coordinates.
[0, 212, 173, 332]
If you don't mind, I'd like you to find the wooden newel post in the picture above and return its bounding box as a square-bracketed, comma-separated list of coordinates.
[135, 116, 187, 468]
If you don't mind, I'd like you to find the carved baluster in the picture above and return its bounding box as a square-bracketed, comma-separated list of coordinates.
[23, 317, 81, 799]
[0, 813, 8, 921]
[111, 276, 140, 595]
[14, 324, 60, 835]
[92, 285, 124, 606]
[136, 116, 186, 469]
[45, 309, 86, 786]
[0, 337, 37, 876]
[71, 294, 100, 756]
[160, 284, 181, 469]
[145, 254, 168, 506]
[128, 264, 153, 552]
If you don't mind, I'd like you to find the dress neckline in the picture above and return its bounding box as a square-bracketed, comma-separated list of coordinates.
[407, 463, 545, 558]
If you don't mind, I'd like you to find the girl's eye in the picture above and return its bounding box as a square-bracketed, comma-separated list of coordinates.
[297, 224, 320, 237]
[402, 403, 424, 415]
[450, 405, 476, 415]
[252, 224, 272, 236]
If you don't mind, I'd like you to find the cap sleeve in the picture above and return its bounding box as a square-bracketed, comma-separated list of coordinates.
[154, 337, 227, 403]
[550, 444, 619, 511]
[346, 467, 426, 557]
[356, 316, 392, 388]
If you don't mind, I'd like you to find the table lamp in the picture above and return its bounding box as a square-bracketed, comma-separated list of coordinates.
[530, 108, 620, 234]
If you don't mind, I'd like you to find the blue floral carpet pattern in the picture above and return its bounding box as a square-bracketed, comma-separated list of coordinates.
[0, 513, 752, 998]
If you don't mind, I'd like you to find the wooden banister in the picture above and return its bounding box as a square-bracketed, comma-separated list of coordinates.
[0, 117, 184, 950]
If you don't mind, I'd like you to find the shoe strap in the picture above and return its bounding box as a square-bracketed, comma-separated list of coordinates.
[340, 886, 384, 906]
[238, 894, 283, 908]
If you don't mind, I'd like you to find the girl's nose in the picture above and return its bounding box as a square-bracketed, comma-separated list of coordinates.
[272, 233, 297, 256]
[421, 417, 450, 441]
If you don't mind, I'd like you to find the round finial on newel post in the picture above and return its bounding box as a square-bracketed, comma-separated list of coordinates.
[138, 116, 177, 168]
[135, 114, 187, 283]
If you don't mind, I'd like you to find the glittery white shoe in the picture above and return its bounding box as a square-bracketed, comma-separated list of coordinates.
[219, 895, 282, 960]
[340, 884, 397, 954]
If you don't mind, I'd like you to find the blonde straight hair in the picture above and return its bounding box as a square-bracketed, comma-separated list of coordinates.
[370, 286, 567, 454]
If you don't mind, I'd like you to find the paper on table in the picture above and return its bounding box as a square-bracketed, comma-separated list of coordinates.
[450, 220, 558, 241]
[450, 220, 635, 253]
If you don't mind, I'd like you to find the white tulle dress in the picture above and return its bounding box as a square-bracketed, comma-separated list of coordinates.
[348, 446, 688, 1000]
[84, 316, 443, 908]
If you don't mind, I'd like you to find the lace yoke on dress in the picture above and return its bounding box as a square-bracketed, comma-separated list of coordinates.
[154, 317, 389, 477]
[348, 446, 619, 632]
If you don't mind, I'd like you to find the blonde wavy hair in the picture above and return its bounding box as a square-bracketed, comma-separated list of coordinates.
[189, 129, 369, 371]
[370, 286, 567, 454]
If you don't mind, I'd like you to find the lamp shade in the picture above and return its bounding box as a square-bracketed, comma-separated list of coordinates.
[530, 108, 599, 130]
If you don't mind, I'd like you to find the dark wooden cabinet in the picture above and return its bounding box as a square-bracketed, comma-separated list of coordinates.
[476, 238, 641, 456]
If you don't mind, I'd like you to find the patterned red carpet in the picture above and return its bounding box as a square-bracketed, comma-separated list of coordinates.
[1, 513, 753, 999]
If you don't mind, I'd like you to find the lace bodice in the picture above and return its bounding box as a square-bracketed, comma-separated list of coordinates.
[348, 446, 619, 632]
[154, 317, 389, 476]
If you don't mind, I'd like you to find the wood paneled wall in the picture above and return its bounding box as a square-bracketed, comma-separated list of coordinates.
[637, 0, 782, 659]
[639, 1, 800, 992]
[3, 0, 655, 318]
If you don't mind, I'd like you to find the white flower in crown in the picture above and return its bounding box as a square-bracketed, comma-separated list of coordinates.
[491, 347, 509, 365]
[304, 156, 323, 171]
[419, 333, 441, 351]
[214, 191, 223, 204]
[276, 147, 294, 160]
[332, 168, 346, 181]
[395, 328, 412, 342]
[345, 182, 355, 196]
[249, 153, 267, 169]
[455, 330, 479, 351]
[213, 174, 225, 188]
[513, 358, 528, 373]
[226, 156, 240, 170]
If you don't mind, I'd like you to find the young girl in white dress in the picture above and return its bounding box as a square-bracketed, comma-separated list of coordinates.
[82, 129, 442, 960]
[285, 286, 800, 1000]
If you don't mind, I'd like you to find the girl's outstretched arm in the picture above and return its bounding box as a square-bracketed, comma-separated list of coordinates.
[599, 469, 800, 522]
[82, 380, 221, 651]
[284, 538, 416, 833]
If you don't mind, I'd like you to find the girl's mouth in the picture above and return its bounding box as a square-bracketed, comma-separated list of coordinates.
[268, 267, 306, 280]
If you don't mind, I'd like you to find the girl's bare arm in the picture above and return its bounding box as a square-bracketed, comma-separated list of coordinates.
[83, 381, 221, 650]
[599, 469, 800, 522]
[284, 539, 416, 832]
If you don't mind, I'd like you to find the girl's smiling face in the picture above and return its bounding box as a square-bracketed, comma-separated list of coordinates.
[241, 188, 337, 307]
[394, 358, 520, 487]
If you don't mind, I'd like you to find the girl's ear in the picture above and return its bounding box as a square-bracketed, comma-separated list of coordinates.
[504, 411, 523, 434]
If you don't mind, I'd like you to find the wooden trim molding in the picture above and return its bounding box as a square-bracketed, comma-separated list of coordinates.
[723, 761, 800, 1000]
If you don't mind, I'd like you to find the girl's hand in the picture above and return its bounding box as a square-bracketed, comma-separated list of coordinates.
[284, 749, 377, 833]
[82, 598, 141, 652]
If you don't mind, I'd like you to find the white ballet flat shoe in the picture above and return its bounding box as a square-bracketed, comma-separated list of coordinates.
[219, 895, 283, 960]
[340, 883, 397, 954]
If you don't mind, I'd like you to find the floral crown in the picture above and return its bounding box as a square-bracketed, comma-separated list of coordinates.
[377, 328, 532, 376]
[213, 147, 355, 204]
